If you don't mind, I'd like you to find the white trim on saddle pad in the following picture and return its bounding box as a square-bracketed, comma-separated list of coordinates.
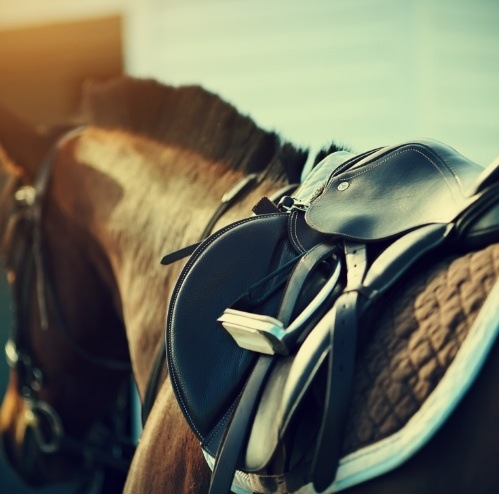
[203, 278, 499, 494]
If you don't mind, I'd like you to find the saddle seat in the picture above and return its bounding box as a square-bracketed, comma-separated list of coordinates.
[166, 139, 499, 493]
[304, 138, 494, 241]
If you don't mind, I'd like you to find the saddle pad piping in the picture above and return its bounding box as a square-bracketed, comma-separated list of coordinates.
[202, 278, 499, 493]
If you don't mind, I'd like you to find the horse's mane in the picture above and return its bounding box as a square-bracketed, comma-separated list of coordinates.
[81, 77, 308, 182]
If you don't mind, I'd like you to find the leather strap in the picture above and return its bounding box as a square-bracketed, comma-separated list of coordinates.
[160, 242, 200, 266]
[278, 243, 336, 326]
[208, 356, 274, 494]
[311, 242, 367, 492]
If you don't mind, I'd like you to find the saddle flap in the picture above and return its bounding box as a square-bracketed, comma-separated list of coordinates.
[167, 213, 297, 442]
[305, 139, 484, 241]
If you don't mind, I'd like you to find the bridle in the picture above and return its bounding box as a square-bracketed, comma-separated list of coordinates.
[1, 128, 135, 478]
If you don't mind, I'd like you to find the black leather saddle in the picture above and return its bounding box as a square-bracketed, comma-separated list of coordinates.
[166, 139, 499, 493]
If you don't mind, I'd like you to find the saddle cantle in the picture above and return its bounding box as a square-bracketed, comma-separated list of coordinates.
[165, 139, 499, 493]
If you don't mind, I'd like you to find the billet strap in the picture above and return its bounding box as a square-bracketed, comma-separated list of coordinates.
[311, 242, 367, 491]
[160, 242, 200, 266]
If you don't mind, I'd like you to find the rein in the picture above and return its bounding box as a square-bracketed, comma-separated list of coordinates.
[3, 127, 134, 475]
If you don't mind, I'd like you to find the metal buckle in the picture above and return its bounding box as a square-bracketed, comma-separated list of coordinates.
[5, 339, 18, 368]
[24, 399, 64, 453]
[14, 185, 36, 208]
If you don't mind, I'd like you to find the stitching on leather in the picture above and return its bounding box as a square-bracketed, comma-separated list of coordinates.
[421, 144, 466, 193]
[168, 215, 280, 436]
[289, 212, 301, 252]
[167, 213, 284, 438]
[323, 147, 454, 195]
[290, 212, 307, 253]
[202, 390, 243, 455]
[306, 147, 457, 234]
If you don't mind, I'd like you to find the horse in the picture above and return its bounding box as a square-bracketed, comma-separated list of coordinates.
[0, 76, 311, 492]
[0, 76, 497, 494]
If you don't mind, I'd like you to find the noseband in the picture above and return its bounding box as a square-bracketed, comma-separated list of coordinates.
[2, 128, 134, 474]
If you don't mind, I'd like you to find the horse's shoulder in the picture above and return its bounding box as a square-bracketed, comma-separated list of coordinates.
[124, 379, 211, 494]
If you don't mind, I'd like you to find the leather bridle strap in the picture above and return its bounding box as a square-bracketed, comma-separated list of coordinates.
[11, 126, 131, 372]
[160, 173, 259, 266]
[20, 127, 84, 333]
[5, 127, 134, 472]
[7, 127, 85, 397]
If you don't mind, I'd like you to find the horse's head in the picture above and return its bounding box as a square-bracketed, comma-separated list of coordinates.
[0, 107, 131, 486]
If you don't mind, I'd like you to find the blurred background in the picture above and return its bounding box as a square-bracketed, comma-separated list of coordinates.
[0, 0, 498, 491]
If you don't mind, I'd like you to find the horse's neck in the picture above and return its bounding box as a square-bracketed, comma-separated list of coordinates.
[54, 128, 275, 394]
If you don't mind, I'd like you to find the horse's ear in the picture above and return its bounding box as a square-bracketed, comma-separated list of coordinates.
[0, 102, 52, 183]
